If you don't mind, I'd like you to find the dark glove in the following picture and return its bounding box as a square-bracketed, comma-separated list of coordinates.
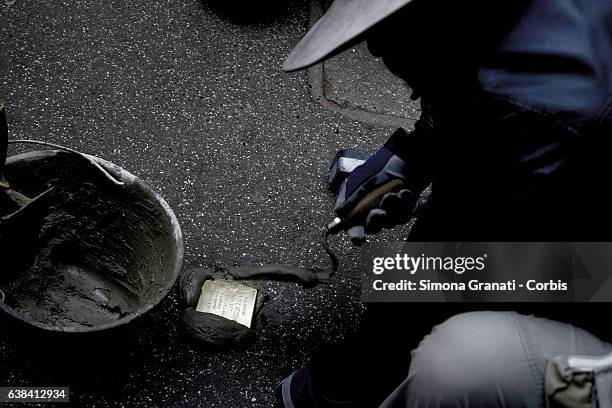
[334, 129, 426, 245]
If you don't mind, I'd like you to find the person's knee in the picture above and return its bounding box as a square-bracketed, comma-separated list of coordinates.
[403, 311, 540, 406]
[383, 311, 611, 407]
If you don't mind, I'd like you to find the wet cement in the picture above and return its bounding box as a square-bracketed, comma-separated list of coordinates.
[228, 263, 331, 284]
[178, 267, 270, 348]
[182, 308, 255, 348]
[0, 151, 180, 331]
[178, 257, 338, 347]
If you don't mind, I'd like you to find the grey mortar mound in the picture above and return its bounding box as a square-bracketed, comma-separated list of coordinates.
[227, 263, 331, 284]
[178, 260, 334, 348]
[179, 267, 274, 348]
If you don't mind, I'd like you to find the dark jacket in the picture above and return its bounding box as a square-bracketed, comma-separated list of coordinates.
[372, 0, 612, 140]
[371, 0, 612, 239]
[478, 0, 612, 135]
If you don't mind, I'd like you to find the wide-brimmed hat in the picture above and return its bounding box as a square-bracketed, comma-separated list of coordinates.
[283, 0, 415, 72]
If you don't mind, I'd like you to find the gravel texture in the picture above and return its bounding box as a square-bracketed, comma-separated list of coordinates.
[323, 42, 419, 122]
[0, 0, 416, 406]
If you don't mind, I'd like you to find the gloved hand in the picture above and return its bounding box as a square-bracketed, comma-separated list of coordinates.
[334, 129, 427, 245]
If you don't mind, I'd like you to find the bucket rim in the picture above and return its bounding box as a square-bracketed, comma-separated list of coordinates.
[0, 149, 184, 333]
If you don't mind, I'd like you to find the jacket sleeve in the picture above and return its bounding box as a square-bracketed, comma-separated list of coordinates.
[381, 100, 435, 193]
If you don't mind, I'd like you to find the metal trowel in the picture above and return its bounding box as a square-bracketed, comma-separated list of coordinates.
[0, 103, 54, 226]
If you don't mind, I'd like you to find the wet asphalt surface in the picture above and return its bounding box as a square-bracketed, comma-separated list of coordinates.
[0, 0, 416, 406]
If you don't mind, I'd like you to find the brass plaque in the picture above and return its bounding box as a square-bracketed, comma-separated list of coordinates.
[196, 280, 257, 328]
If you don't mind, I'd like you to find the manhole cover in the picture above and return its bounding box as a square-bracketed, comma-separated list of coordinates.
[306, 0, 420, 128]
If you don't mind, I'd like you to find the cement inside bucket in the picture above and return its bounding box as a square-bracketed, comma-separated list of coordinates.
[0, 150, 183, 332]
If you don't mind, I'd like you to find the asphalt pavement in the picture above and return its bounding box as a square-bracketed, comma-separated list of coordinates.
[0, 0, 417, 406]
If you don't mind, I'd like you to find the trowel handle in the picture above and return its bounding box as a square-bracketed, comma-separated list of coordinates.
[328, 178, 406, 234]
